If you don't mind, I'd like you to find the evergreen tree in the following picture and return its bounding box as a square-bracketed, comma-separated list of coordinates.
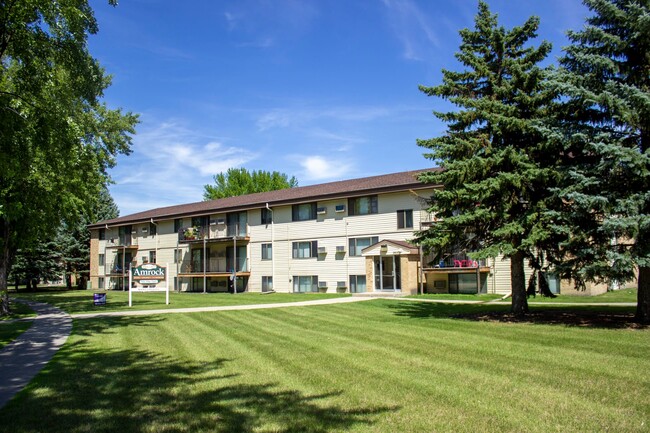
[417, 1, 555, 315]
[546, 0, 650, 322]
[204, 168, 298, 200]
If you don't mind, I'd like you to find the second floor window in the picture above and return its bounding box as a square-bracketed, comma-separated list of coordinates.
[292, 241, 318, 259]
[348, 195, 378, 216]
[98, 254, 105, 266]
[262, 243, 272, 260]
[149, 222, 157, 235]
[397, 209, 413, 229]
[349, 236, 379, 256]
[174, 218, 182, 233]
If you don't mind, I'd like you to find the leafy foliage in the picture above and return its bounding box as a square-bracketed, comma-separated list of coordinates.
[0, 1, 138, 313]
[416, 1, 555, 314]
[203, 168, 298, 200]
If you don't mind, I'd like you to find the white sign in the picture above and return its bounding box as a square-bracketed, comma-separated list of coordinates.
[129, 263, 170, 307]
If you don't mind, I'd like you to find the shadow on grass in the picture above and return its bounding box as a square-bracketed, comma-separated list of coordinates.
[389, 301, 644, 329]
[0, 316, 397, 433]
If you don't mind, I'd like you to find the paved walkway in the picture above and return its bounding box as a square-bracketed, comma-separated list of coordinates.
[0, 300, 72, 409]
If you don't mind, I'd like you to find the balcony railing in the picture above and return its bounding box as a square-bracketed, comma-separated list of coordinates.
[108, 263, 132, 275]
[178, 225, 248, 243]
[106, 234, 138, 247]
[180, 259, 249, 274]
[436, 257, 487, 268]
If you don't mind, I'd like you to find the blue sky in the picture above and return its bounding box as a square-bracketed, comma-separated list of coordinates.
[89, 0, 589, 216]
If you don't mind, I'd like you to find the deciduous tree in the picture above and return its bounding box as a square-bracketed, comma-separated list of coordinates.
[0, 1, 138, 314]
[203, 168, 298, 200]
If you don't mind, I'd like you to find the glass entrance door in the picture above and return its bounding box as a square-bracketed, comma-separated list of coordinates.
[374, 256, 401, 291]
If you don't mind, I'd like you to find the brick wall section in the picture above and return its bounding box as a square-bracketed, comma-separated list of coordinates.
[89, 230, 98, 290]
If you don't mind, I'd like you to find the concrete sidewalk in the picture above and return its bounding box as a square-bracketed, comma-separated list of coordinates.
[0, 300, 72, 409]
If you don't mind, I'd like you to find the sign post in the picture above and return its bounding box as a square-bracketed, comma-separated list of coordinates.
[129, 263, 169, 307]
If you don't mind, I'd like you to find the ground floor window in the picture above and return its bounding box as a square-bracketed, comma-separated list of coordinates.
[98, 277, 104, 290]
[349, 275, 366, 293]
[262, 276, 273, 292]
[449, 273, 487, 294]
[293, 275, 318, 293]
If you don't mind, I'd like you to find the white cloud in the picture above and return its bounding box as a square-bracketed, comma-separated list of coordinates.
[109, 119, 257, 216]
[295, 155, 354, 182]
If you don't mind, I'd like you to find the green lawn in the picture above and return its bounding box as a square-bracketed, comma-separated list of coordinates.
[0, 300, 647, 432]
[407, 293, 503, 302]
[0, 321, 33, 350]
[12, 290, 350, 315]
[527, 288, 638, 303]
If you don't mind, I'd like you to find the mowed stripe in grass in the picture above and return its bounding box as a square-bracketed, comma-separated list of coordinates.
[1, 300, 648, 432]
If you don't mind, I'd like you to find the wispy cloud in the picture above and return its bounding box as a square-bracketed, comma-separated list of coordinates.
[109, 119, 257, 216]
[256, 105, 392, 131]
[381, 0, 439, 61]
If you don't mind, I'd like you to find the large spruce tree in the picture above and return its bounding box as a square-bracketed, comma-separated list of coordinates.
[417, 1, 555, 315]
[547, 0, 650, 322]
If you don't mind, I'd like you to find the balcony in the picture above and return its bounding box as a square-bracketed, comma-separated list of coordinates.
[178, 258, 249, 276]
[105, 235, 139, 249]
[106, 263, 132, 276]
[422, 256, 490, 274]
[178, 225, 249, 244]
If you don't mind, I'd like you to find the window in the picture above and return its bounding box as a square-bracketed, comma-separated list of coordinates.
[174, 249, 182, 264]
[192, 216, 208, 229]
[261, 243, 272, 260]
[99, 228, 106, 240]
[98, 277, 105, 290]
[142, 255, 149, 264]
[293, 275, 318, 293]
[149, 251, 156, 264]
[227, 211, 247, 236]
[174, 218, 182, 233]
[149, 222, 157, 236]
[98, 254, 105, 266]
[174, 277, 178, 291]
[348, 195, 378, 216]
[397, 209, 413, 229]
[261, 208, 273, 225]
[292, 241, 318, 259]
[262, 276, 273, 292]
[292, 203, 317, 221]
[349, 237, 379, 256]
[349, 275, 367, 293]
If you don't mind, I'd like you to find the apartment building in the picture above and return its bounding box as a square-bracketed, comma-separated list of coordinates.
[88, 169, 558, 295]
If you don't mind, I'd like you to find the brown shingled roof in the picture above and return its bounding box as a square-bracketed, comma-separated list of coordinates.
[90, 168, 440, 228]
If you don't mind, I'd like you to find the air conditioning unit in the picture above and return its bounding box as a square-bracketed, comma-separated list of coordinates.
[336, 245, 345, 253]
[216, 218, 226, 225]
[131, 230, 137, 234]
[141, 227, 148, 233]
[337, 281, 347, 288]
[335, 204, 345, 213]
[317, 206, 327, 215]
[209, 220, 217, 226]
[318, 281, 328, 288]
[317, 246, 327, 254]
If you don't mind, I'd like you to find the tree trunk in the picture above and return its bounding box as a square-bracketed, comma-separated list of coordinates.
[66, 268, 73, 290]
[0, 220, 11, 316]
[636, 266, 650, 324]
[510, 250, 528, 316]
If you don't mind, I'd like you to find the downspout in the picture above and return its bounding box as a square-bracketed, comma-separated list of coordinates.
[266, 203, 274, 293]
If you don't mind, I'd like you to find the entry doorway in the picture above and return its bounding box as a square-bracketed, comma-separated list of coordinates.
[374, 256, 401, 291]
